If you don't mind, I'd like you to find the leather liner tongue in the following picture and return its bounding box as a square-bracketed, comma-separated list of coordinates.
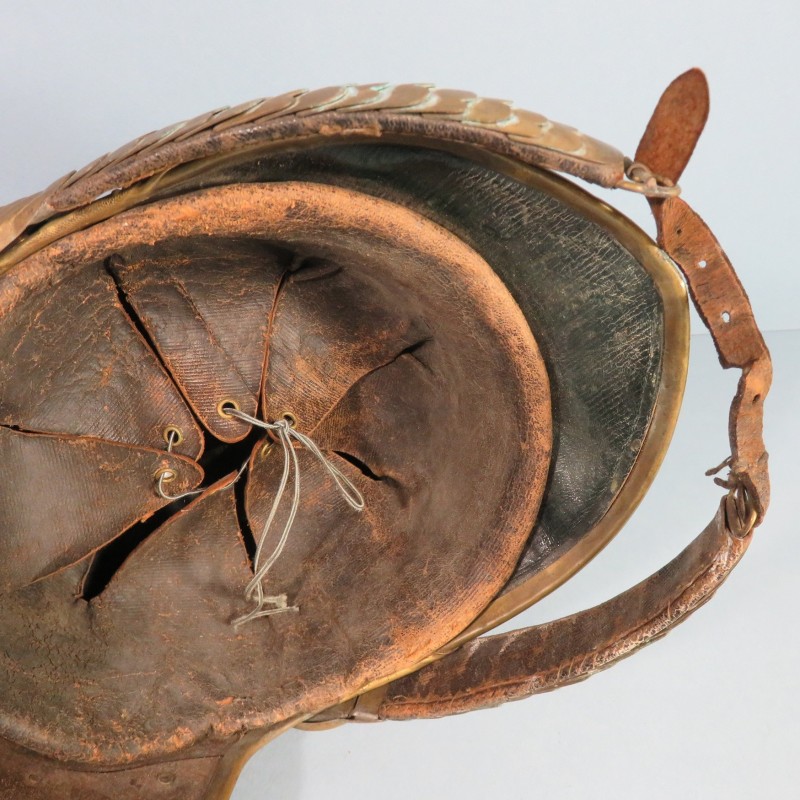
[108, 239, 285, 442]
[0, 426, 203, 593]
[0, 261, 203, 458]
[264, 260, 431, 430]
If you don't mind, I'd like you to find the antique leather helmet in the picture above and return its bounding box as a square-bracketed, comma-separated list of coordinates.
[0, 69, 770, 798]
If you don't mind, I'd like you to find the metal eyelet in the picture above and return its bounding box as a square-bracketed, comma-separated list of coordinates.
[163, 425, 184, 446]
[259, 441, 274, 459]
[154, 466, 177, 484]
[217, 399, 241, 419]
[279, 410, 297, 428]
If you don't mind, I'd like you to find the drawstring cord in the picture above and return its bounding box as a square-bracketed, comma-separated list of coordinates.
[154, 412, 364, 627]
[227, 409, 364, 627]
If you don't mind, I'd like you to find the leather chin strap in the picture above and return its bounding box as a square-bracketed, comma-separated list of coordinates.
[323, 69, 772, 723]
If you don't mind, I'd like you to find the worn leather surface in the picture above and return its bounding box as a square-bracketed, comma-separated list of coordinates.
[0, 736, 222, 800]
[0, 426, 202, 593]
[376, 505, 746, 718]
[363, 194, 773, 715]
[0, 96, 670, 602]
[263, 259, 431, 431]
[637, 68, 770, 518]
[0, 259, 203, 458]
[0, 182, 551, 791]
[163, 143, 666, 588]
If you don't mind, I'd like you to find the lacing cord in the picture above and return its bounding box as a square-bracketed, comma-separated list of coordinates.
[156, 430, 249, 502]
[154, 412, 364, 627]
[228, 409, 364, 627]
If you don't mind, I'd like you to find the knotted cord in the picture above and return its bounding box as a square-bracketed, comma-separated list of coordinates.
[227, 409, 364, 627]
[154, 411, 364, 627]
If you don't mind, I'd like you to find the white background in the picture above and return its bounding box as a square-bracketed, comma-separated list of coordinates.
[1, 2, 797, 797]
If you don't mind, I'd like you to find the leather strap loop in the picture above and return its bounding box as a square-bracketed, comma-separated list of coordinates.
[657, 197, 771, 519]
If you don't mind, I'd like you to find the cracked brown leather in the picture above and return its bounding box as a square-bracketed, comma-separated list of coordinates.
[658, 198, 770, 516]
[376, 505, 746, 718]
[0, 259, 203, 458]
[0, 178, 550, 794]
[263, 260, 432, 431]
[0, 70, 769, 797]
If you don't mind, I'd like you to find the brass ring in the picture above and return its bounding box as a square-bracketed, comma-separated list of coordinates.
[154, 466, 177, 484]
[724, 484, 758, 539]
[217, 398, 241, 419]
[279, 410, 297, 428]
[163, 425, 184, 446]
[259, 441, 274, 459]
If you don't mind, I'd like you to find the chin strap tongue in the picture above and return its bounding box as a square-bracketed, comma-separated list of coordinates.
[618, 67, 710, 199]
[635, 68, 710, 190]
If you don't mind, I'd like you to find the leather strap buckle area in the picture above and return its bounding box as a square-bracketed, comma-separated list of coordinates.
[618, 159, 681, 198]
[724, 482, 759, 539]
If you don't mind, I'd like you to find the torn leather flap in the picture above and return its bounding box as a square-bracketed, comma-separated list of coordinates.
[0, 426, 203, 593]
[0, 261, 203, 458]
